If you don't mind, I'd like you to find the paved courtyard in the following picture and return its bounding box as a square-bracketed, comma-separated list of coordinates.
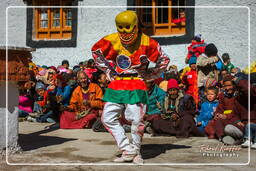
[1, 121, 256, 170]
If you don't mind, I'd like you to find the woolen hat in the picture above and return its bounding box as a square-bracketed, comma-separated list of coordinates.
[193, 34, 201, 42]
[188, 55, 197, 65]
[167, 79, 179, 90]
[35, 81, 45, 90]
[205, 43, 218, 57]
[222, 53, 230, 62]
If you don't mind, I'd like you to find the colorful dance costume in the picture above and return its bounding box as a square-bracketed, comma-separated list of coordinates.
[91, 11, 170, 163]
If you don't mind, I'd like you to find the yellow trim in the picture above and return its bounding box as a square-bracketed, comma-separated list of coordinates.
[81, 88, 89, 94]
[115, 76, 142, 80]
[224, 110, 232, 115]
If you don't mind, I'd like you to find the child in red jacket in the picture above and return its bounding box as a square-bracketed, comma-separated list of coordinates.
[182, 56, 199, 109]
[185, 34, 206, 64]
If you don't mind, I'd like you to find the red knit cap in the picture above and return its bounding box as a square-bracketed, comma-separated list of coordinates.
[49, 66, 57, 73]
[167, 79, 179, 90]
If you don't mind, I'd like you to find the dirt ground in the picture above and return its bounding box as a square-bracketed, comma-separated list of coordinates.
[1, 122, 256, 171]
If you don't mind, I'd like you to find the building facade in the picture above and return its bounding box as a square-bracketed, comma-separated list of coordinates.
[1, 0, 255, 70]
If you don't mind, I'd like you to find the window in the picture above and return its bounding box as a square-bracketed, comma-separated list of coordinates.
[26, 0, 78, 48]
[33, 0, 73, 40]
[136, 0, 186, 36]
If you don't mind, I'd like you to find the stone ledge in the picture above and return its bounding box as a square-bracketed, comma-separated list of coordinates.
[0, 46, 35, 52]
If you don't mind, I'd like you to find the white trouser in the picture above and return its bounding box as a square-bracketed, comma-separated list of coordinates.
[101, 102, 146, 154]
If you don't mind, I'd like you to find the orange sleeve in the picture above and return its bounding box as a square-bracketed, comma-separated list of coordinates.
[89, 84, 104, 109]
[68, 87, 79, 111]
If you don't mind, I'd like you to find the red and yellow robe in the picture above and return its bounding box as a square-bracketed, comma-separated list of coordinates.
[91, 32, 170, 104]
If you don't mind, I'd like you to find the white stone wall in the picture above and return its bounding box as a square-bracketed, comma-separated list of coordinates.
[1, 0, 255, 69]
[0, 81, 20, 154]
[1, 0, 27, 47]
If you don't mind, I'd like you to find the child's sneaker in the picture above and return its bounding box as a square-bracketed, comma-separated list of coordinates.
[27, 116, 37, 122]
[28, 112, 41, 117]
[251, 143, 256, 149]
[46, 118, 55, 123]
[241, 139, 251, 148]
[113, 151, 137, 162]
[145, 126, 154, 134]
[133, 154, 144, 165]
[115, 150, 122, 157]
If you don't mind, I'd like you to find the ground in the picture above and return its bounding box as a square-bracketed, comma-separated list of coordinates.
[1, 121, 256, 171]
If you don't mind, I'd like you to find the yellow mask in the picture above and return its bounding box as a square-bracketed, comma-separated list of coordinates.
[115, 10, 139, 45]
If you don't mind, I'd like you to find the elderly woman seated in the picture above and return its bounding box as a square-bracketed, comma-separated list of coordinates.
[60, 71, 104, 129]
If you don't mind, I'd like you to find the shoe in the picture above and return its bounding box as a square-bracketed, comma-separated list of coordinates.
[113, 151, 137, 163]
[133, 154, 144, 165]
[27, 116, 37, 122]
[241, 139, 251, 148]
[28, 112, 41, 117]
[251, 143, 256, 149]
[222, 136, 235, 145]
[145, 126, 153, 134]
[46, 118, 55, 123]
[115, 150, 122, 157]
[144, 121, 150, 128]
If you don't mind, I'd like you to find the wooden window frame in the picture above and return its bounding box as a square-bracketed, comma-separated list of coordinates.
[127, 0, 195, 45]
[136, 0, 186, 36]
[26, 0, 78, 48]
[33, 0, 72, 40]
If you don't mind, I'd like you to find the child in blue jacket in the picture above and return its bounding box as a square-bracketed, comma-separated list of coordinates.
[196, 87, 219, 133]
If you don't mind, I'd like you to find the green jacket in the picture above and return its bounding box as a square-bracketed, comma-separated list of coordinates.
[147, 85, 166, 115]
[223, 63, 235, 73]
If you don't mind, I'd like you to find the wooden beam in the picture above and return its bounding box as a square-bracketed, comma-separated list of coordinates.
[47, 1, 50, 39]
[168, 0, 172, 31]
[60, 0, 63, 38]
[152, 0, 156, 35]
